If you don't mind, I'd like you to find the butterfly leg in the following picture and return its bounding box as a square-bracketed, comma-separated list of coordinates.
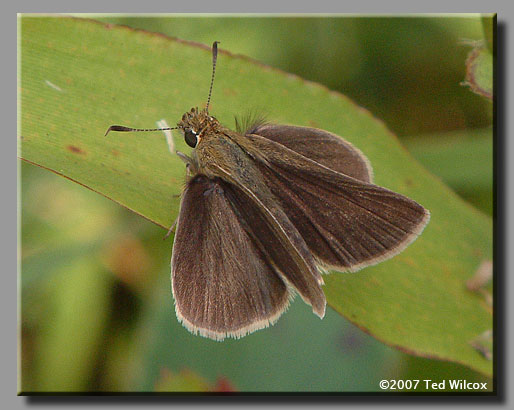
[163, 218, 178, 241]
[176, 151, 199, 175]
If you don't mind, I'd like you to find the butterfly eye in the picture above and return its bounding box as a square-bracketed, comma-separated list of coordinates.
[184, 130, 198, 148]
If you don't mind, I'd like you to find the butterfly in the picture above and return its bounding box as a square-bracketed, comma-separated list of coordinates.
[106, 41, 430, 341]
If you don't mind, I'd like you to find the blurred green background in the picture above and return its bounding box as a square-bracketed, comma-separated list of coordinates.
[20, 15, 493, 392]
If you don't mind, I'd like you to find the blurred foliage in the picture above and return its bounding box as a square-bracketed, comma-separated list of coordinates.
[481, 15, 494, 51]
[403, 127, 493, 215]
[154, 369, 236, 392]
[462, 42, 493, 100]
[19, 15, 494, 393]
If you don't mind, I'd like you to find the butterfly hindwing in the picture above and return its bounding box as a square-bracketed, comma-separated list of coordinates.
[196, 133, 327, 317]
[251, 124, 373, 183]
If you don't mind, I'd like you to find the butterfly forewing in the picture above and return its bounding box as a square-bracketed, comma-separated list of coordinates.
[244, 132, 430, 272]
[171, 175, 290, 341]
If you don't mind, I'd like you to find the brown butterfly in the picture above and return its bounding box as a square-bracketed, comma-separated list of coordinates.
[106, 41, 430, 341]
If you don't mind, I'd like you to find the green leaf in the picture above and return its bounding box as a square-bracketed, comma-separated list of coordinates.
[20, 17, 492, 376]
[403, 127, 493, 215]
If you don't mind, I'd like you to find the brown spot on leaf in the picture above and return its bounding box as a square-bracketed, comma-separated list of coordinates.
[159, 66, 175, 75]
[111, 149, 120, 157]
[402, 257, 417, 267]
[66, 145, 86, 155]
[222, 87, 237, 97]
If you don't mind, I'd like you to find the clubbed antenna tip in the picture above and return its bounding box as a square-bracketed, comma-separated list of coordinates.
[206, 41, 220, 114]
[105, 125, 177, 137]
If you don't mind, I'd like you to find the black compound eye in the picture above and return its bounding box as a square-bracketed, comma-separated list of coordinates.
[184, 130, 198, 148]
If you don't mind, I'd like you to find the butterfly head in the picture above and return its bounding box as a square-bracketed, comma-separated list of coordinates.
[178, 107, 220, 148]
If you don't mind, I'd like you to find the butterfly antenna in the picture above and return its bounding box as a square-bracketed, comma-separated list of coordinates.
[205, 41, 219, 114]
[104, 125, 177, 137]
